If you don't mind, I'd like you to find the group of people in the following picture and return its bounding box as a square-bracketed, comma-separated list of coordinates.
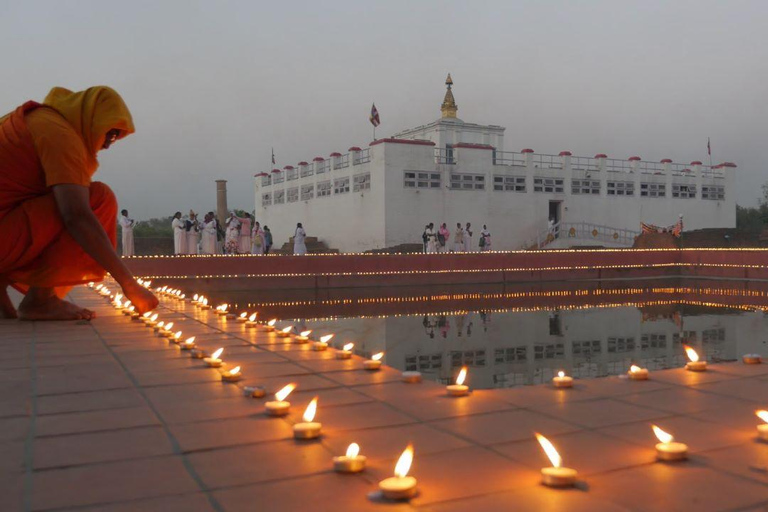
[170, 211, 274, 256]
[422, 222, 492, 253]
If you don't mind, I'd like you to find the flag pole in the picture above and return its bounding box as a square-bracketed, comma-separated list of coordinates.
[707, 137, 713, 168]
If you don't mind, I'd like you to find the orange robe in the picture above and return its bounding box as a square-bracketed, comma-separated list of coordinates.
[0, 87, 135, 298]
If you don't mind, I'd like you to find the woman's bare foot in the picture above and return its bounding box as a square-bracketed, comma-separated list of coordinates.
[17, 287, 95, 321]
[0, 280, 18, 319]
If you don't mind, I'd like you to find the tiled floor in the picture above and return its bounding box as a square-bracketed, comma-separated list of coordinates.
[2, 286, 768, 511]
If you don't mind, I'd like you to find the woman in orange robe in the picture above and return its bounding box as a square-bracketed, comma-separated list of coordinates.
[0, 86, 157, 320]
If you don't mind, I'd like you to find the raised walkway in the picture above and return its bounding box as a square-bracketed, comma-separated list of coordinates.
[3, 285, 768, 511]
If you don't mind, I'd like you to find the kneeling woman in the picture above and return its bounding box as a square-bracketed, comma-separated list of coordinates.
[0, 86, 157, 320]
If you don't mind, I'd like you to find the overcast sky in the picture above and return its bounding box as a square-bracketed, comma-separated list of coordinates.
[2, 0, 766, 219]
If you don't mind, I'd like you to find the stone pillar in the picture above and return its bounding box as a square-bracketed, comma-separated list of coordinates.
[216, 180, 228, 227]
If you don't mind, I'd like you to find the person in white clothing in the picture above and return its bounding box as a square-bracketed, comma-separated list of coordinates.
[480, 224, 492, 251]
[186, 211, 200, 255]
[293, 222, 307, 255]
[171, 212, 185, 255]
[251, 221, 265, 255]
[119, 209, 135, 257]
[225, 213, 240, 254]
[200, 213, 217, 254]
[425, 223, 437, 253]
[453, 222, 464, 252]
[463, 222, 473, 252]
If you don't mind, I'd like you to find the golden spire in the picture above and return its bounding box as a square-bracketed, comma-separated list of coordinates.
[440, 73, 458, 118]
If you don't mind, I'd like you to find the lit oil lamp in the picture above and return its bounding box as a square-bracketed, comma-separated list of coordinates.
[200, 298, 210, 310]
[684, 345, 707, 372]
[756, 410, 768, 441]
[743, 353, 763, 365]
[121, 302, 133, 315]
[402, 371, 422, 383]
[180, 336, 196, 350]
[160, 322, 174, 337]
[152, 321, 165, 333]
[129, 306, 139, 319]
[140, 311, 152, 324]
[192, 294, 199, 305]
[295, 330, 312, 344]
[88, 282, 95, 288]
[336, 342, 354, 360]
[262, 318, 277, 332]
[215, 304, 228, 316]
[293, 397, 321, 439]
[236, 312, 249, 323]
[628, 365, 649, 381]
[536, 433, 577, 487]
[265, 383, 296, 416]
[378, 444, 417, 500]
[314, 334, 333, 351]
[277, 325, 294, 338]
[146, 313, 159, 327]
[364, 352, 384, 370]
[204, 348, 224, 368]
[333, 442, 366, 473]
[552, 371, 573, 388]
[652, 425, 688, 461]
[446, 366, 469, 396]
[245, 313, 258, 328]
[221, 365, 242, 382]
[171, 331, 182, 344]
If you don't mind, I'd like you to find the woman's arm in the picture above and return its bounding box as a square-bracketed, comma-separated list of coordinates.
[53, 184, 158, 312]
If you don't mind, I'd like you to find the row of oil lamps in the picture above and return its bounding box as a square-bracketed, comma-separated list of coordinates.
[90, 280, 768, 499]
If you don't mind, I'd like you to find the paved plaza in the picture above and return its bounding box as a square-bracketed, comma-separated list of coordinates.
[3, 285, 768, 511]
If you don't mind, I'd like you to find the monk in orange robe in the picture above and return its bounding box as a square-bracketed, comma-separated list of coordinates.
[0, 86, 158, 320]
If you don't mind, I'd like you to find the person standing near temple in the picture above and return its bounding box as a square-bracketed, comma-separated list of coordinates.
[236, 212, 252, 254]
[464, 222, 473, 252]
[425, 223, 437, 254]
[294, 222, 307, 255]
[251, 221, 265, 255]
[438, 223, 450, 253]
[171, 212, 184, 255]
[263, 226, 273, 254]
[119, 209, 135, 257]
[225, 212, 240, 254]
[480, 224, 492, 251]
[200, 213, 217, 254]
[185, 211, 200, 255]
[453, 222, 464, 252]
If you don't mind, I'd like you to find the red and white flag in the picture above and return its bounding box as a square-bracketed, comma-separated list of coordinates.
[369, 103, 380, 127]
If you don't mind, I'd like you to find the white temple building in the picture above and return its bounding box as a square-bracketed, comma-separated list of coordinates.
[255, 75, 736, 252]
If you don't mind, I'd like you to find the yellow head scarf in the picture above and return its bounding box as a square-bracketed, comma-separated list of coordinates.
[43, 86, 135, 155]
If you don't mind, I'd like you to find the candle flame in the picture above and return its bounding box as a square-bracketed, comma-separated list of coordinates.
[202, 298, 208, 306]
[535, 433, 562, 468]
[115, 298, 122, 307]
[211, 348, 224, 360]
[372, 352, 384, 361]
[456, 366, 467, 386]
[228, 366, 241, 375]
[683, 345, 700, 363]
[96, 284, 103, 290]
[652, 425, 674, 444]
[394, 444, 414, 478]
[275, 383, 296, 401]
[346, 443, 360, 458]
[184, 336, 196, 345]
[302, 397, 318, 422]
[194, 294, 199, 300]
[221, 304, 228, 311]
[124, 300, 131, 307]
[268, 319, 276, 326]
[343, 343, 354, 352]
[281, 326, 293, 334]
[557, 371, 565, 378]
[756, 410, 768, 423]
[128, 306, 135, 312]
[300, 330, 312, 337]
[240, 312, 247, 319]
[142, 312, 151, 318]
[164, 322, 174, 331]
[156, 321, 164, 329]
[150, 313, 158, 322]
[630, 365, 642, 373]
[249, 313, 257, 322]
[320, 334, 334, 343]
[174, 331, 182, 341]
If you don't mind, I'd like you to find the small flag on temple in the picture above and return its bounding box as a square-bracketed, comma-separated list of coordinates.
[707, 138, 711, 156]
[369, 103, 380, 127]
[271, 147, 276, 165]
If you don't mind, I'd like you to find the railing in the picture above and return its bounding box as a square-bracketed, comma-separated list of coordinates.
[531, 154, 562, 169]
[570, 156, 599, 172]
[353, 148, 371, 165]
[333, 154, 350, 170]
[493, 151, 525, 166]
[605, 159, 633, 173]
[525, 222, 640, 250]
[434, 148, 456, 165]
[300, 166, 314, 178]
[317, 160, 330, 174]
[637, 161, 663, 174]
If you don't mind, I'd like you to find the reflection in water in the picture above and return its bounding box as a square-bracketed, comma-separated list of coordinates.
[188, 279, 768, 389]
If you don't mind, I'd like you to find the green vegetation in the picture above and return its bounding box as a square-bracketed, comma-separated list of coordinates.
[736, 183, 768, 233]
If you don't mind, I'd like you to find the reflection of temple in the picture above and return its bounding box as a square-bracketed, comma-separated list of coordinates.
[206, 278, 768, 388]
